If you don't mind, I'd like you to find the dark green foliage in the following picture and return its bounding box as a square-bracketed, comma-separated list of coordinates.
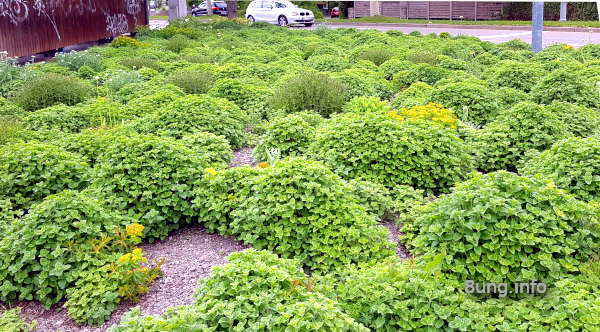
[0, 190, 125, 308]
[356, 48, 394, 66]
[90, 134, 208, 240]
[132, 95, 247, 148]
[165, 35, 190, 53]
[253, 114, 316, 161]
[469, 102, 569, 171]
[13, 73, 90, 111]
[310, 112, 473, 194]
[407, 51, 440, 65]
[269, 72, 347, 117]
[0, 142, 90, 211]
[333, 68, 393, 100]
[410, 171, 600, 286]
[520, 136, 600, 202]
[545, 101, 600, 137]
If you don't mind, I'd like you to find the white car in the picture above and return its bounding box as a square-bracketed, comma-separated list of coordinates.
[246, 0, 314, 27]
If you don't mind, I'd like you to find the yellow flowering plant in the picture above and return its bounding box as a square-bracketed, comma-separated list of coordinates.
[111, 248, 164, 302]
[388, 103, 458, 129]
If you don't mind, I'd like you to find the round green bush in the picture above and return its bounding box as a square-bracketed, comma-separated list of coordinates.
[531, 68, 600, 108]
[208, 78, 270, 112]
[306, 54, 350, 72]
[392, 63, 449, 88]
[13, 73, 90, 111]
[269, 71, 347, 117]
[410, 171, 600, 286]
[253, 114, 315, 161]
[132, 95, 247, 148]
[195, 158, 394, 271]
[390, 82, 432, 109]
[120, 57, 161, 71]
[109, 250, 368, 332]
[483, 60, 544, 92]
[520, 136, 600, 202]
[380, 58, 414, 80]
[310, 112, 473, 193]
[0, 190, 125, 308]
[493, 87, 530, 111]
[342, 96, 390, 114]
[545, 101, 600, 138]
[429, 82, 499, 125]
[469, 102, 569, 171]
[125, 86, 185, 117]
[356, 48, 394, 66]
[181, 131, 233, 166]
[333, 68, 393, 100]
[0, 97, 25, 118]
[22, 104, 94, 133]
[90, 134, 208, 240]
[0, 142, 90, 211]
[167, 70, 215, 94]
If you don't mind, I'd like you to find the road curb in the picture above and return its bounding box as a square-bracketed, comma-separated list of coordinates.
[319, 21, 600, 33]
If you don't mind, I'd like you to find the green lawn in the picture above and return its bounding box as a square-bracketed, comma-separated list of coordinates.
[150, 15, 169, 20]
[325, 16, 600, 28]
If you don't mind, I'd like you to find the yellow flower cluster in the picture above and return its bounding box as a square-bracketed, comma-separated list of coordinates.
[117, 248, 146, 265]
[126, 223, 144, 237]
[563, 44, 574, 50]
[257, 162, 269, 168]
[388, 103, 458, 129]
[205, 168, 217, 176]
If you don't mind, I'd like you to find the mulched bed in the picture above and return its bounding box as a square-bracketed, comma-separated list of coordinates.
[380, 218, 412, 260]
[4, 226, 248, 332]
[229, 146, 256, 168]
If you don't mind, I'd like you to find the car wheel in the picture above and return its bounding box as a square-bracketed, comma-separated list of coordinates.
[305, 23, 313, 27]
[247, 15, 255, 25]
[278, 15, 288, 27]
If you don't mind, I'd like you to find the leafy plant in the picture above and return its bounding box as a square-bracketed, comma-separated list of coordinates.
[132, 94, 247, 148]
[54, 51, 104, 72]
[342, 96, 390, 114]
[544, 101, 600, 137]
[531, 68, 600, 107]
[483, 60, 544, 92]
[166, 35, 190, 53]
[13, 73, 90, 111]
[181, 131, 233, 166]
[120, 57, 161, 71]
[357, 48, 394, 66]
[429, 82, 499, 125]
[253, 114, 315, 161]
[389, 103, 458, 129]
[310, 112, 472, 193]
[410, 171, 600, 286]
[269, 71, 347, 117]
[0, 142, 90, 211]
[0, 307, 37, 332]
[90, 134, 208, 240]
[168, 70, 215, 94]
[520, 136, 600, 202]
[104, 70, 143, 92]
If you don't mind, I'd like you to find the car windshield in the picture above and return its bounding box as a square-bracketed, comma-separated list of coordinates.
[274, 1, 296, 8]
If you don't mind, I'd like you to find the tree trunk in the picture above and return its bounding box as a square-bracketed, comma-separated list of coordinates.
[227, 0, 238, 18]
[208, 0, 213, 15]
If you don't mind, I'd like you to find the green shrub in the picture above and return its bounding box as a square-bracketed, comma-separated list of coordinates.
[390, 82, 432, 109]
[125, 86, 185, 117]
[0, 190, 127, 308]
[406, 51, 440, 65]
[410, 171, 600, 286]
[132, 95, 247, 148]
[498, 39, 531, 51]
[429, 82, 499, 125]
[109, 250, 368, 332]
[194, 159, 394, 271]
[0, 307, 37, 332]
[167, 70, 215, 94]
[380, 58, 413, 80]
[309, 112, 473, 194]
[0, 97, 25, 118]
[333, 68, 393, 100]
[269, 71, 346, 117]
[0, 60, 33, 98]
[356, 48, 394, 66]
[469, 102, 569, 171]
[392, 63, 449, 88]
[166, 35, 190, 53]
[474, 52, 499, 66]
[331, 261, 465, 331]
[13, 73, 90, 111]
[531, 68, 600, 108]
[483, 60, 544, 92]
[545, 101, 600, 138]
[306, 54, 350, 72]
[90, 134, 208, 240]
[104, 70, 142, 92]
[209, 78, 270, 111]
[120, 57, 161, 71]
[55, 51, 103, 72]
[0, 117, 24, 146]
[253, 114, 315, 161]
[0, 142, 90, 211]
[342, 96, 390, 114]
[181, 131, 233, 166]
[347, 179, 396, 220]
[493, 87, 530, 111]
[520, 137, 600, 202]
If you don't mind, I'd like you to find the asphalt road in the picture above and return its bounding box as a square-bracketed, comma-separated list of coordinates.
[149, 19, 600, 48]
[303, 23, 600, 48]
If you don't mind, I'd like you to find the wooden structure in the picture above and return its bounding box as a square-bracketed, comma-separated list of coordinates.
[354, 1, 505, 20]
[0, 0, 149, 57]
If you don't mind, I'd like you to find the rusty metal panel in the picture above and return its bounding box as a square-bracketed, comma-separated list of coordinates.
[0, 0, 148, 57]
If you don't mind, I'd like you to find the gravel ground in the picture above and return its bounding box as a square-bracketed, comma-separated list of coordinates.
[380, 218, 412, 260]
[229, 147, 256, 168]
[4, 225, 248, 332]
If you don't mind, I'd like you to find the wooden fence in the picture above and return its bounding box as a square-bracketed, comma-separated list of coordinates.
[354, 1, 505, 20]
[0, 0, 149, 57]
